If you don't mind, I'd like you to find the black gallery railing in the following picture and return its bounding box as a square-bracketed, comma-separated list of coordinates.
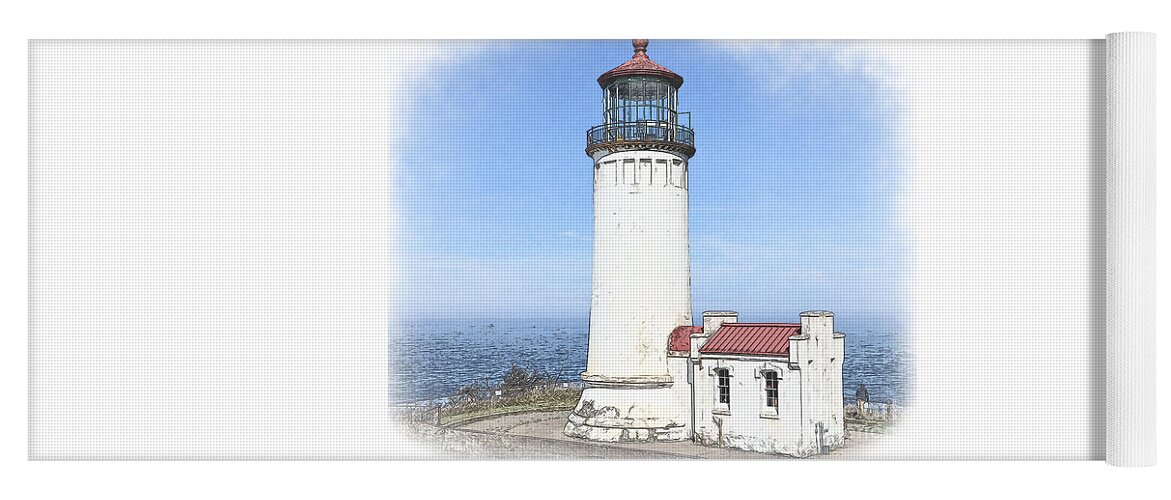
[586, 122, 695, 148]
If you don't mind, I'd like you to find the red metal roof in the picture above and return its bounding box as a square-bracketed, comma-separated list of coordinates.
[699, 323, 802, 357]
[598, 39, 684, 88]
[668, 325, 703, 353]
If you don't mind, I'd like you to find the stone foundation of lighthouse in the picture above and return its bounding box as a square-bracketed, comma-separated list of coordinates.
[564, 148, 693, 442]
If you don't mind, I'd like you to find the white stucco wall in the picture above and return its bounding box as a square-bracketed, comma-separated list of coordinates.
[689, 312, 845, 457]
[566, 148, 693, 442]
[692, 356, 808, 456]
[666, 354, 694, 436]
[791, 311, 846, 452]
[582, 149, 691, 383]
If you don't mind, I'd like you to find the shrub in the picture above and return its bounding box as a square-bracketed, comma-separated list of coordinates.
[499, 365, 557, 393]
[435, 366, 580, 425]
[452, 383, 487, 403]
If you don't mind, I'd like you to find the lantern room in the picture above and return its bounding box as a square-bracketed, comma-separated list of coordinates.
[586, 39, 695, 158]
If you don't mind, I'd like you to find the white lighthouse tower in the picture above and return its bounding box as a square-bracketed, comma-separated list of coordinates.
[565, 39, 695, 442]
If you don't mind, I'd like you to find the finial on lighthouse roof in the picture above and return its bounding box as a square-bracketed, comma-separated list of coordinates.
[597, 38, 683, 88]
[633, 39, 649, 56]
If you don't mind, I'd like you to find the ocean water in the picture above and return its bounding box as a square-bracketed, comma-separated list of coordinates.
[391, 318, 909, 406]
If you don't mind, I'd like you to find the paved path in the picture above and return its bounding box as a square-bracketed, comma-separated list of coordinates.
[445, 410, 879, 460]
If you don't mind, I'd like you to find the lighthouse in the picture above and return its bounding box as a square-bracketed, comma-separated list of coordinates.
[565, 39, 695, 442]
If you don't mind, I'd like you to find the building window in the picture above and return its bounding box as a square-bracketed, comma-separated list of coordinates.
[763, 371, 779, 409]
[716, 368, 730, 405]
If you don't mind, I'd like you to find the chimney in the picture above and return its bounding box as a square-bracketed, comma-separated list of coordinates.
[692, 311, 738, 358]
[703, 311, 738, 336]
[799, 310, 834, 340]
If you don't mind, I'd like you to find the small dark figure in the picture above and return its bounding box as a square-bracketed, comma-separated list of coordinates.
[886, 399, 895, 420]
[855, 384, 870, 417]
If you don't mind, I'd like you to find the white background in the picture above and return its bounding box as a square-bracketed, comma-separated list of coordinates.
[6, 0, 1170, 498]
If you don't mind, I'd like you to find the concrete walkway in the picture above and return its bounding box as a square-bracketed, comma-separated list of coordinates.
[446, 410, 880, 460]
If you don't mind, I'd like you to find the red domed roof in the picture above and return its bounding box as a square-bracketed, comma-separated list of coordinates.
[668, 325, 703, 353]
[598, 39, 683, 88]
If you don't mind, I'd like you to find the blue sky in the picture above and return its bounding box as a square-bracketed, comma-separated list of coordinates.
[395, 40, 904, 329]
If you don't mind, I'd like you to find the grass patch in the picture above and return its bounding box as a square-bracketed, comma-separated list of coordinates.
[434, 366, 583, 427]
[439, 385, 582, 426]
[441, 398, 578, 426]
[845, 416, 897, 434]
